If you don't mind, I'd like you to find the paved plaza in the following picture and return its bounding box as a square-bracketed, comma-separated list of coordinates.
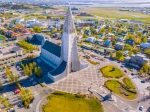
[48, 64, 140, 112]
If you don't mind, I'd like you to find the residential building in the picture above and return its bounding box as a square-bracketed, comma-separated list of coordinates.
[125, 54, 149, 67]
[140, 43, 150, 49]
[126, 39, 135, 46]
[105, 39, 112, 48]
[87, 37, 96, 43]
[115, 42, 125, 50]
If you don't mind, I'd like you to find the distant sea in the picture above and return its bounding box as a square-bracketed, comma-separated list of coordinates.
[62, 2, 150, 7]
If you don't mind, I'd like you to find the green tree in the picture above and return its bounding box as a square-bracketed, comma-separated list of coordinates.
[142, 36, 147, 43]
[8, 73, 18, 84]
[0, 80, 2, 89]
[83, 34, 87, 39]
[116, 51, 123, 59]
[140, 62, 149, 75]
[144, 49, 150, 57]
[25, 64, 29, 76]
[124, 44, 133, 51]
[33, 62, 36, 68]
[112, 39, 116, 45]
[33, 26, 42, 33]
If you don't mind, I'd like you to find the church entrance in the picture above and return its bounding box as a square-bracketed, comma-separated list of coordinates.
[71, 62, 74, 72]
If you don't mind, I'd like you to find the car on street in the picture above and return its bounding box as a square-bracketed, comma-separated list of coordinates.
[3, 74, 8, 78]
[124, 70, 127, 73]
[141, 80, 145, 83]
[131, 73, 134, 76]
[32, 81, 37, 85]
[139, 106, 143, 111]
[14, 88, 20, 94]
[120, 65, 124, 68]
[117, 61, 120, 63]
[18, 102, 24, 108]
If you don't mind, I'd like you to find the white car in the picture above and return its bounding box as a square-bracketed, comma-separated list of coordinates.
[2, 93, 6, 97]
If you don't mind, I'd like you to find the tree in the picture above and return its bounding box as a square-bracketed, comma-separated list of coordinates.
[25, 64, 29, 76]
[0, 80, 2, 89]
[35, 67, 42, 78]
[116, 51, 123, 59]
[142, 36, 147, 43]
[8, 73, 18, 84]
[20, 89, 34, 108]
[83, 34, 87, 39]
[33, 62, 36, 68]
[33, 26, 42, 33]
[100, 27, 105, 34]
[112, 39, 116, 45]
[124, 44, 133, 51]
[144, 49, 150, 57]
[140, 62, 149, 75]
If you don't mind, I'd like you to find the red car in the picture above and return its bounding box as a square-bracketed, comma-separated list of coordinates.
[14, 88, 20, 94]
[124, 70, 127, 73]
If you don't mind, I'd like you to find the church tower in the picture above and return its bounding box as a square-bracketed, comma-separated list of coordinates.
[61, 7, 80, 75]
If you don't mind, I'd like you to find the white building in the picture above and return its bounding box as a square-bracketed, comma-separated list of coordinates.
[87, 37, 96, 43]
[27, 19, 46, 28]
[14, 18, 24, 24]
[40, 7, 88, 82]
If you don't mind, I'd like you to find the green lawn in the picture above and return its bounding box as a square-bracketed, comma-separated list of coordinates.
[105, 80, 137, 100]
[42, 91, 103, 112]
[87, 7, 150, 24]
[100, 65, 125, 78]
[123, 78, 135, 89]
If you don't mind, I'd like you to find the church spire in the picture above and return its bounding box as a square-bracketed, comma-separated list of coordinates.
[63, 7, 76, 34]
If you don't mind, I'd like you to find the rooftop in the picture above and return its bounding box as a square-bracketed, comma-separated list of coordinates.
[42, 41, 61, 57]
[49, 61, 67, 76]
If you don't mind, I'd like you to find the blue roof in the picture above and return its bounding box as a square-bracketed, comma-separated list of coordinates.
[126, 39, 134, 44]
[49, 61, 67, 76]
[42, 41, 61, 57]
[105, 40, 111, 45]
[140, 43, 150, 48]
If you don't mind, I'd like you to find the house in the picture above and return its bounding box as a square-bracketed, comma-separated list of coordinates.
[14, 18, 24, 24]
[87, 37, 96, 43]
[106, 33, 114, 40]
[124, 50, 129, 56]
[116, 37, 124, 42]
[126, 39, 134, 46]
[125, 54, 149, 67]
[140, 43, 150, 49]
[96, 39, 104, 46]
[115, 42, 125, 50]
[105, 39, 112, 48]
[98, 34, 104, 39]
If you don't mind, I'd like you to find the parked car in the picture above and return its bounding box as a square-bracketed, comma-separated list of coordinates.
[18, 102, 24, 108]
[117, 61, 120, 63]
[124, 70, 127, 73]
[14, 88, 20, 94]
[131, 73, 134, 76]
[139, 106, 143, 111]
[141, 80, 145, 83]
